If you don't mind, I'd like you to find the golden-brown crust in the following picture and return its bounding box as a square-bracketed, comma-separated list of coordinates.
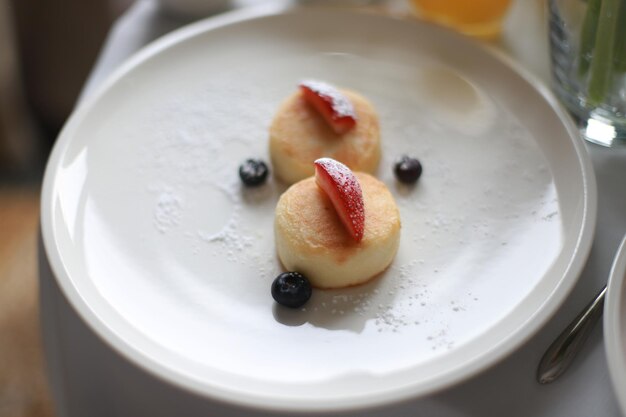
[275, 173, 400, 264]
[269, 89, 381, 184]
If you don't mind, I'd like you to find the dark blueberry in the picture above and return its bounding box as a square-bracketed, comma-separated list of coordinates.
[239, 159, 269, 186]
[271, 272, 312, 308]
[394, 155, 422, 184]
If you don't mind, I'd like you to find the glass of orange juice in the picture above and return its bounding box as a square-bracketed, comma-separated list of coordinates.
[410, 0, 513, 39]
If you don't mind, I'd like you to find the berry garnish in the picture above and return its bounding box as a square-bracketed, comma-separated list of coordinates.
[300, 80, 357, 134]
[239, 159, 269, 186]
[271, 272, 312, 308]
[394, 155, 422, 184]
[314, 158, 365, 242]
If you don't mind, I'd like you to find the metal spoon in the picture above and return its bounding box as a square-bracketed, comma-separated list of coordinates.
[537, 286, 607, 384]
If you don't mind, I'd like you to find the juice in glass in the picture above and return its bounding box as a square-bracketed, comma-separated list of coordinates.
[410, 0, 513, 38]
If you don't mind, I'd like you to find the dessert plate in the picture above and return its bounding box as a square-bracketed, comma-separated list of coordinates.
[41, 6, 596, 413]
[604, 236, 626, 415]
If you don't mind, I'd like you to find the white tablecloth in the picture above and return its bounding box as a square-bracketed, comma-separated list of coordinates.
[79, 1, 626, 415]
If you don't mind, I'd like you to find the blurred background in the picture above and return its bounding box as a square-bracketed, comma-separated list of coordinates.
[1, 1, 130, 416]
[1, 0, 132, 179]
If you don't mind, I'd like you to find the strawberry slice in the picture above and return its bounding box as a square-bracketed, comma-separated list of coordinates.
[300, 80, 357, 134]
[314, 158, 365, 242]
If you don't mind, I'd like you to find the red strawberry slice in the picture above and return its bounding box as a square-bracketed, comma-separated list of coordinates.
[300, 80, 357, 134]
[314, 158, 365, 242]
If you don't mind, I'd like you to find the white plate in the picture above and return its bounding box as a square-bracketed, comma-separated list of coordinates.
[605, 236, 626, 415]
[41, 6, 596, 413]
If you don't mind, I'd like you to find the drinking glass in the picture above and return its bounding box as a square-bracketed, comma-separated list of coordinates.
[549, 0, 626, 147]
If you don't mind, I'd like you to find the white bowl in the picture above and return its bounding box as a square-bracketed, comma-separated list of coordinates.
[40, 6, 596, 414]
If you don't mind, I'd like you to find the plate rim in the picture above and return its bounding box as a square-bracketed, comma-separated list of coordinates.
[40, 5, 598, 413]
[604, 235, 626, 415]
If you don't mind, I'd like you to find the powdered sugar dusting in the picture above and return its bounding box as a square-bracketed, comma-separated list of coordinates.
[154, 190, 183, 233]
[314, 157, 365, 240]
[135, 81, 284, 273]
[197, 212, 254, 262]
[300, 79, 357, 118]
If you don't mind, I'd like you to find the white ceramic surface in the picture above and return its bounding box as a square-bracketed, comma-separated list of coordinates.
[40, 6, 596, 413]
[605, 236, 626, 416]
[157, 0, 231, 18]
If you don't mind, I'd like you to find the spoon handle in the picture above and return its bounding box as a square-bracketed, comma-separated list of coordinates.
[537, 286, 607, 384]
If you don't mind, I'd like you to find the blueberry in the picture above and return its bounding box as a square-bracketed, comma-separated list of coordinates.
[394, 155, 422, 184]
[239, 159, 269, 186]
[271, 272, 312, 308]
